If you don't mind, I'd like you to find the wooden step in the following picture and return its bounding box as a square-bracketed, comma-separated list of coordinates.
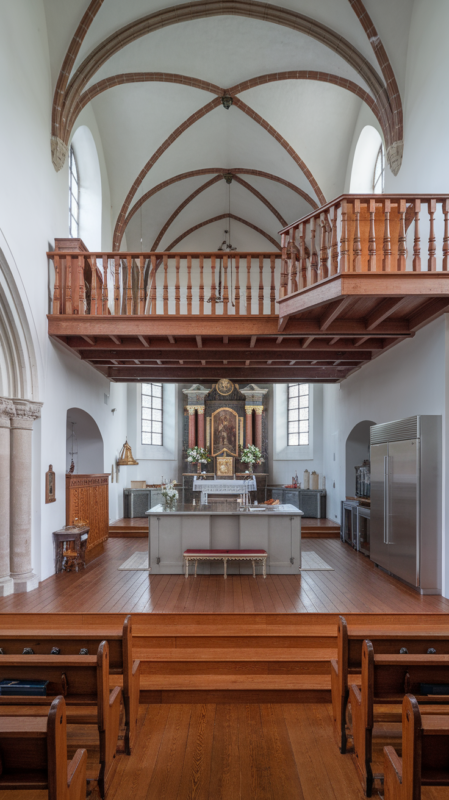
[135, 637, 336, 650]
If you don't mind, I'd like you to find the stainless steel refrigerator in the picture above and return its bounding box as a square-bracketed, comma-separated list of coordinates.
[370, 415, 441, 594]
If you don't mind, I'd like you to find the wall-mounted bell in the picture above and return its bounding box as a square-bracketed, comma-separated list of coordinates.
[117, 439, 139, 466]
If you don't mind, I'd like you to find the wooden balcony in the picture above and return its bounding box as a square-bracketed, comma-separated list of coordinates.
[47, 196, 449, 383]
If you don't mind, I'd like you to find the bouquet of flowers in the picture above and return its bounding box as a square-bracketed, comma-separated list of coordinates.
[161, 481, 178, 506]
[187, 446, 211, 464]
[240, 444, 264, 472]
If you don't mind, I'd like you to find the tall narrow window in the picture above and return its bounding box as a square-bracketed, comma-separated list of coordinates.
[69, 146, 79, 237]
[288, 384, 309, 446]
[372, 144, 385, 194]
[141, 383, 163, 445]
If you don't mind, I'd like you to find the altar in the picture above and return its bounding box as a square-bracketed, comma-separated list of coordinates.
[192, 476, 257, 503]
[146, 502, 303, 575]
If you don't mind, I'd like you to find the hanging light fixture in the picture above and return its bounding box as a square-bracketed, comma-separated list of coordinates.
[117, 439, 139, 465]
[208, 177, 237, 305]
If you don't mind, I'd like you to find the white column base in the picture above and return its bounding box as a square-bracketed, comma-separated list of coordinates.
[0, 576, 14, 596]
[12, 572, 39, 593]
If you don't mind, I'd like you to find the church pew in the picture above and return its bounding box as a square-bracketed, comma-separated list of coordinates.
[0, 613, 140, 754]
[0, 640, 121, 798]
[384, 694, 449, 800]
[0, 695, 87, 799]
[331, 615, 449, 753]
[349, 640, 449, 796]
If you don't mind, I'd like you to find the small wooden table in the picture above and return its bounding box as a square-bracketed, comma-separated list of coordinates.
[53, 526, 89, 573]
[183, 548, 267, 579]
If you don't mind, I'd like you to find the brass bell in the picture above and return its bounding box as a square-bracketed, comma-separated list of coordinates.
[117, 439, 139, 466]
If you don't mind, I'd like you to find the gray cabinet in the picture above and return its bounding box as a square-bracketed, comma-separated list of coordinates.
[268, 487, 326, 518]
[124, 488, 164, 518]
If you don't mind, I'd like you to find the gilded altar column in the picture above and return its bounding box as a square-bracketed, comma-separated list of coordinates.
[0, 399, 15, 596]
[187, 406, 196, 448]
[10, 399, 42, 592]
[245, 407, 253, 446]
[254, 406, 263, 452]
[197, 406, 205, 449]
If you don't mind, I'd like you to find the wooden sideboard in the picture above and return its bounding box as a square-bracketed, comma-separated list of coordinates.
[65, 473, 109, 559]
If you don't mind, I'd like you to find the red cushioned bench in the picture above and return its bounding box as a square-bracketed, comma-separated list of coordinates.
[183, 549, 267, 579]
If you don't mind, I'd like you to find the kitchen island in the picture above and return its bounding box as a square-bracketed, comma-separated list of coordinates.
[146, 502, 303, 575]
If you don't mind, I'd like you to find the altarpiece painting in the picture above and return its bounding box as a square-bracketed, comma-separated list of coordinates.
[211, 407, 238, 456]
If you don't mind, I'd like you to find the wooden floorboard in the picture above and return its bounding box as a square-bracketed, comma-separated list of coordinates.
[0, 537, 448, 614]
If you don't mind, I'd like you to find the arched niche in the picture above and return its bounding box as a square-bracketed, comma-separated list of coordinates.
[0, 244, 40, 401]
[67, 408, 104, 474]
[345, 420, 376, 497]
[350, 125, 384, 194]
[70, 126, 102, 251]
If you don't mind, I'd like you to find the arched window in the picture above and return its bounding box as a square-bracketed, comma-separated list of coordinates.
[68, 146, 79, 238]
[372, 144, 385, 194]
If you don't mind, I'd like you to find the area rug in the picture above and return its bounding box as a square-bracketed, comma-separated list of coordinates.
[299, 551, 334, 571]
[118, 552, 150, 571]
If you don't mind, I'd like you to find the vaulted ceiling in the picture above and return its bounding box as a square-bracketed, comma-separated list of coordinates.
[44, 0, 411, 253]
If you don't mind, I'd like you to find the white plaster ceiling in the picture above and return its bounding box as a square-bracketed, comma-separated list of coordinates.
[42, 0, 415, 251]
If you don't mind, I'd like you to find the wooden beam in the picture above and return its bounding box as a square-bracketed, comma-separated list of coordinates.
[82, 335, 96, 345]
[138, 336, 149, 347]
[365, 298, 405, 331]
[276, 337, 283, 344]
[196, 335, 202, 348]
[302, 337, 314, 349]
[289, 361, 296, 366]
[71, 337, 384, 353]
[110, 335, 121, 344]
[168, 335, 175, 344]
[329, 337, 339, 345]
[108, 366, 348, 380]
[250, 336, 257, 348]
[319, 298, 352, 331]
[278, 317, 288, 333]
[223, 336, 228, 344]
[408, 298, 449, 331]
[354, 337, 370, 347]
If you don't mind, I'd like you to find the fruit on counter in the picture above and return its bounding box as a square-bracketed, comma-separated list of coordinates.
[264, 498, 280, 505]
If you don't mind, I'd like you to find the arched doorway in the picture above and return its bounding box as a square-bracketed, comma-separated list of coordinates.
[345, 420, 376, 497]
[66, 408, 104, 474]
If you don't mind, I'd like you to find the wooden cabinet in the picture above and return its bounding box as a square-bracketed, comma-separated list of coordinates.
[66, 473, 109, 557]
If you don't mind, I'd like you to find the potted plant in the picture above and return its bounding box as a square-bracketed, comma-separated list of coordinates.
[240, 444, 264, 473]
[187, 446, 212, 474]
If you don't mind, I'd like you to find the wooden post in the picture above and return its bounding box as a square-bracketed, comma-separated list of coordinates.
[175, 255, 180, 315]
[66, 255, 73, 315]
[53, 255, 60, 315]
[340, 200, 349, 273]
[428, 198, 437, 271]
[149, 255, 157, 314]
[187, 255, 192, 315]
[139, 256, 145, 314]
[90, 256, 97, 315]
[210, 255, 216, 315]
[320, 214, 329, 280]
[235, 255, 241, 315]
[443, 199, 449, 271]
[299, 224, 307, 289]
[331, 205, 339, 275]
[413, 199, 421, 272]
[368, 199, 377, 272]
[353, 199, 362, 272]
[223, 254, 229, 315]
[102, 254, 108, 315]
[280, 233, 288, 298]
[114, 256, 120, 315]
[270, 255, 276, 315]
[258, 255, 264, 315]
[246, 256, 252, 315]
[397, 199, 407, 271]
[310, 218, 318, 284]
[78, 256, 85, 315]
[163, 255, 168, 315]
[382, 199, 391, 272]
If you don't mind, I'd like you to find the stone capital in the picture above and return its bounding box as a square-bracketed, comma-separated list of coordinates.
[10, 400, 43, 430]
[186, 405, 204, 414]
[0, 398, 15, 424]
[245, 405, 263, 415]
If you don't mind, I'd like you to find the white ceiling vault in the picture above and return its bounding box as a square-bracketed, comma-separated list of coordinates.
[44, 0, 411, 252]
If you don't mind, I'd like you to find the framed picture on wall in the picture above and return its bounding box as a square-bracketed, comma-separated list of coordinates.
[45, 465, 56, 504]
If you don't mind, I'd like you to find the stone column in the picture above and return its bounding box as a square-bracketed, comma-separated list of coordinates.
[0, 399, 15, 596]
[187, 406, 196, 449]
[10, 399, 42, 593]
[245, 407, 253, 446]
[254, 406, 263, 452]
[197, 407, 205, 449]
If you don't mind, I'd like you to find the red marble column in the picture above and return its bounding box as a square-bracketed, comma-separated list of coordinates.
[254, 408, 263, 452]
[245, 408, 253, 446]
[197, 408, 205, 449]
[188, 408, 196, 448]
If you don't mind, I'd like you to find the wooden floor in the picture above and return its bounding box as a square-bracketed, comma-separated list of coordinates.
[0, 537, 448, 615]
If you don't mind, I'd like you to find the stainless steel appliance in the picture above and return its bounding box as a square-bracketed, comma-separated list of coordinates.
[370, 415, 441, 594]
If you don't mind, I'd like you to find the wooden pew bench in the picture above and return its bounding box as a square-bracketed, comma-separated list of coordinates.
[0, 613, 140, 754]
[331, 615, 449, 753]
[0, 641, 121, 798]
[350, 640, 449, 796]
[0, 695, 86, 799]
[384, 694, 449, 800]
[183, 548, 267, 578]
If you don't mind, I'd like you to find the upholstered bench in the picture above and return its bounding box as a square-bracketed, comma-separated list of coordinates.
[183, 549, 267, 579]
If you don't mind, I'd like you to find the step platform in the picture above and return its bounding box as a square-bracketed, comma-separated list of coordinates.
[108, 517, 340, 539]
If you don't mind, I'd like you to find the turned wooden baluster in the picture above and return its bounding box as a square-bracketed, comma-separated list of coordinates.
[428, 199, 437, 271]
[300, 224, 307, 289]
[320, 215, 329, 280]
[53, 255, 60, 315]
[175, 255, 180, 315]
[340, 200, 349, 273]
[443, 200, 449, 271]
[149, 255, 157, 314]
[353, 199, 362, 272]
[246, 256, 252, 314]
[210, 255, 217, 315]
[126, 256, 133, 315]
[288, 229, 297, 294]
[96, 265, 102, 315]
[258, 256, 264, 314]
[66, 255, 73, 314]
[397, 199, 407, 271]
[382, 199, 391, 272]
[280, 233, 289, 298]
[331, 205, 339, 275]
[413, 199, 421, 271]
[235, 255, 241, 315]
[114, 256, 120, 315]
[102, 255, 108, 314]
[139, 256, 145, 314]
[310, 218, 318, 284]
[199, 255, 204, 314]
[78, 256, 85, 315]
[90, 256, 97, 314]
[223, 255, 229, 315]
[368, 199, 377, 272]
[187, 255, 192, 315]
[163, 255, 169, 314]
[270, 255, 276, 315]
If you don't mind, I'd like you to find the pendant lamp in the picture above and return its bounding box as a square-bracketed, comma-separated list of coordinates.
[117, 439, 139, 466]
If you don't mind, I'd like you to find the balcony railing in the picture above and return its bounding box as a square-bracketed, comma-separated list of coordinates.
[279, 194, 449, 298]
[48, 248, 282, 318]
